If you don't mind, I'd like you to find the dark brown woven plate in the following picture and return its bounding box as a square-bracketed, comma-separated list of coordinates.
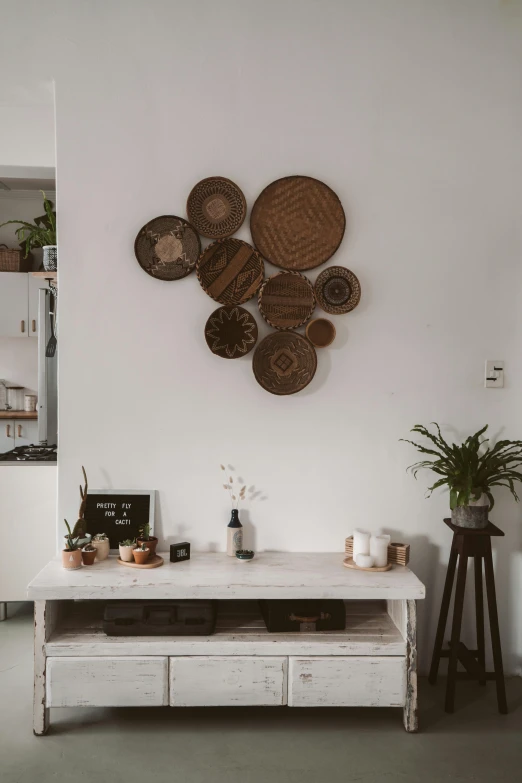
[134, 215, 201, 281]
[197, 238, 264, 305]
[253, 332, 317, 396]
[187, 177, 246, 239]
[204, 306, 258, 359]
[314, 266, 361, 314]
[258, 271, 315, 330]
[250, 175, 346, 271]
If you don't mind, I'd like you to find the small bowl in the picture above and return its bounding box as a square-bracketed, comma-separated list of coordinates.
[306, 318, 336, 348]
[235, 549, 255, 562]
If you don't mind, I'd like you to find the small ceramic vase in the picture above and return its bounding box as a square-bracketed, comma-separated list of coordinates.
[137, 536, 158, 556]
[81, 547, 97, 565]
[119, 543, 136, 562]
[62, 549, 82, 570]
[133, 547, 150, 565]
[227, 509, 243, 556]
[92, 538, 110, 561]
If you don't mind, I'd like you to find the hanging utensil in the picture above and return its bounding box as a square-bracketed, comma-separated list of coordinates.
[45, 291, 57, 358]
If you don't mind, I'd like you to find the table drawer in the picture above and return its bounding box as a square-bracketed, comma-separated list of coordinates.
[288, 656, 406, 707]
[46, 656, 168, 707]
[170, 656, 287, 706]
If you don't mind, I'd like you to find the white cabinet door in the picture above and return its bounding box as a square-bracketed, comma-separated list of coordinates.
[0, 273, 29, 337]
[0, 419, 15, 453]
[14, 419, 38, 447]
[28, 276, 45, 337]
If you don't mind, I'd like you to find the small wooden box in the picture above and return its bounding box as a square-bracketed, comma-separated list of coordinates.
[344, 537, 410, 566]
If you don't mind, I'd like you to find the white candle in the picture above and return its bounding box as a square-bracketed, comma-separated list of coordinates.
[355, 553, 375, 568]
[370, 535, 389, 567]
[353, 528, 371, 559]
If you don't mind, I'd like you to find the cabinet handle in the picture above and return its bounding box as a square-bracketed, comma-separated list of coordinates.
[32, 320, 36, 333]
[6, 424, 11, 438]
[21, 320, 25, 333]
[18, 425, 22, 438]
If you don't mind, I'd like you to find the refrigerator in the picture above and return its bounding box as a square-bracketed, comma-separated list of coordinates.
[37, 287, 57, 446]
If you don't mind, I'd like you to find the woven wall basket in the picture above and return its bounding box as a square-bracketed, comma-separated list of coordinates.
[204, 305, 258, 359]
[258, 271, 315, 330]
[134, 215, 201, 281]
[187, 177, 246, 239]
[250, 175, 346, 271]
[314, 266, 361, 314]
[197, 238, 264, 305]
[253, 332, 317, 396]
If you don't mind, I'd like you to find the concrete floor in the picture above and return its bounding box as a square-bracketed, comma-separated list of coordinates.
[1, 603, 521, 783]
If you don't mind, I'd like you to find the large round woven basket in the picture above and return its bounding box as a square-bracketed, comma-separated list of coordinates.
[250, 175, 346, 271]
[253, 332, 317, 396]
[197, 238, 264, 305]
[187, 177, 246, 239]
[258, 271, 315, 330]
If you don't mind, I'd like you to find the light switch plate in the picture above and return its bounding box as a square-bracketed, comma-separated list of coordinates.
[485, 360, 504, 388]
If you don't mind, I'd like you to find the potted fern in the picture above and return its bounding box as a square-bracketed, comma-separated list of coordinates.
[0, 191, 57, 270]
[402, 424, 522, 528]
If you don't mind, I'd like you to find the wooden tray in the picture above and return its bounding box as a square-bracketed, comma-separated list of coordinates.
[187, 177, 246, 238]
[250, 175, 345, 271]
[117, 555, 164, 569]
[315, 266, 361, 314]
[205, 305, 258, 359]
[253, 332, 317, 396]
[197, 238, 264, 305]
[306, 318, 336, 347]
[343, 557, 392, 573]
[258, 271, 315, 330]
[134, 216, 200, 281]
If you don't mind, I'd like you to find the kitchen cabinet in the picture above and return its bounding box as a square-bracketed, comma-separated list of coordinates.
[0, 273, 47, 337]
[0, 419, 15, 452]
[13, 419, 38, 447]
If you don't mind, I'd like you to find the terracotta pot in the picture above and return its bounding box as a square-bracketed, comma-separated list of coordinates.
[133, 547, 150, 565]
[119, 543, 136, 562]
[81, 548, 97, 565]
[62, 549, 82, 570]
[92, 538, 110, 561]
[137, 536, 158, 555]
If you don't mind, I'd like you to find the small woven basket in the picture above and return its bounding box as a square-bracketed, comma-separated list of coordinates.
[0, 245, 29, 272]
[344, 536, 410, 566]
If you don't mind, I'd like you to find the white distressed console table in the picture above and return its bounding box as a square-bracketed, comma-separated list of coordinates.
[28, 552, 425, 735]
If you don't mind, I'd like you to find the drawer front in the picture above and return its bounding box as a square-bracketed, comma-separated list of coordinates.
[46, 656, 168, 707]
[170, 656, 287, 706]
[288, 656, 406, 707]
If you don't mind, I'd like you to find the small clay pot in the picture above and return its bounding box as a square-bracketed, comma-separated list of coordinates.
[137, 536, 158, 556]
[62, 549, 82, 570]
[306, 318, 336, 348]
[81, 547, 97, 565]
[92, 538, 110, 561]
[119, 543, 136, 562]
[133, 547, 150, 565]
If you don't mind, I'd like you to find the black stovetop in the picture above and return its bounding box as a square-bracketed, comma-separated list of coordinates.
[0, 444, 57, 462]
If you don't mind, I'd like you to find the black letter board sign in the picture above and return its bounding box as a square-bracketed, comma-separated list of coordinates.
[84, 490, 156, 549]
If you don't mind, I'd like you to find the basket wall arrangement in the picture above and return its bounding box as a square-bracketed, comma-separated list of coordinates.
[258, 271, 316, 330]
[134, 216, 201, 281]
[197, 238, 264, 305]
[187, 177, 246, 239]
[252, 332, 317, 396]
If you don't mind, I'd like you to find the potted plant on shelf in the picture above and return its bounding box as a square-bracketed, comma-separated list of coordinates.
[0, 191, 57, 270]
[63, 467, 92, 549]
[91, 533, 110, 561]
[133, 542, 150, 565]
[402, 423, 522, 528]
[62, 520, 82, 570]
[81, 543, 97, 566]
[137, 523, 158, 556]
[119, 538, 136, 562]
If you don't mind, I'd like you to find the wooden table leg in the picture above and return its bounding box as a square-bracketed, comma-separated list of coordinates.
[445, 551, 468, 713]
[474, 555, 486, 685]
[484, 545, 508, 714]
[34, 601, 50, 735]
[429, 546, 458, 684]
[403, 599, 418, 733]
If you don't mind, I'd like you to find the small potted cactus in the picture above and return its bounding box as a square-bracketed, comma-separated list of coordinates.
[133, 542, 150, 565]
[137, 523, 158, 556]
[81, 544, 97, 566]
[119, 538, 136, 562]
[62, 520, 82, 570]
[92, 533, 110, 561]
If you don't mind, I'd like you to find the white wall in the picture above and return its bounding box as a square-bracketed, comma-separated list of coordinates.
[2, 0, 521, 673]
[0, 81, 55, 167]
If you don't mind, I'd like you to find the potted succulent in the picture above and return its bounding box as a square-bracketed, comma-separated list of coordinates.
[62, 520, 82, 570]
[0, 191, 57, 270]
[119, 538, 136, 562]
[137, 523, 158, 556]
[81, 544, 97, 566]
[402, 423, 522, 528]
[133, 542, 150, 565]
[63, 467, 92, 549]
[91, 533, 110, 561]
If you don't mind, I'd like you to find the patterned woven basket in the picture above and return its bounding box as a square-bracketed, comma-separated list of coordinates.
[344, 536, 410, 566]
[0, 245, 29, 272]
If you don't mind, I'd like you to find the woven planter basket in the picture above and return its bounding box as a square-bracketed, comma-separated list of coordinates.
[0, 245, 30, 272]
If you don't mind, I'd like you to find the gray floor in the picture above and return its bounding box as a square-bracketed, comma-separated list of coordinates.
[1, 603, 521, 783]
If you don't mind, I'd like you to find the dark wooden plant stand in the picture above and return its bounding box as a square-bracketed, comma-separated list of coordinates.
[429, 519, 507, 714]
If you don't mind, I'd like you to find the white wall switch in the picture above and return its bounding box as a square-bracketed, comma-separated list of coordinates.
[485, 360, 504, 388]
